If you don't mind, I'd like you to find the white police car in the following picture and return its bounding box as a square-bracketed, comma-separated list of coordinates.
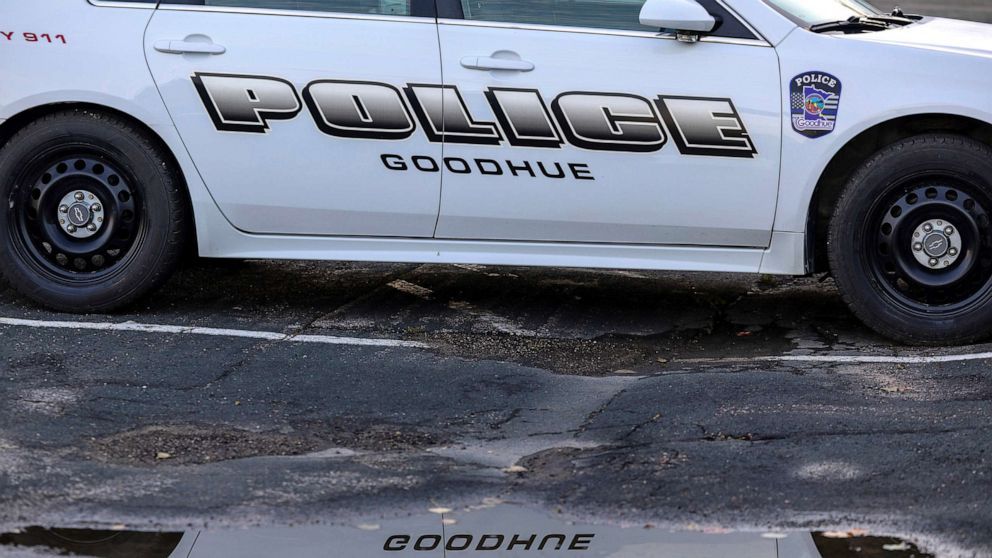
[1, 0, 991, 345]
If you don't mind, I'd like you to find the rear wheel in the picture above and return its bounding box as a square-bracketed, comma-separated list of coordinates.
[829, 134, 992, 345]
[0, 109, 188, 312]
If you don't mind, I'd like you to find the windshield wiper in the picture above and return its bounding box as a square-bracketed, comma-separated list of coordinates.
[809, 16, 890, 34]
[891, 7, 924, 21]
[860, 14, 915, 26]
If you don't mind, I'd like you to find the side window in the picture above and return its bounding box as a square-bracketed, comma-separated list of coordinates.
[455, 0, 759, 39]
[162, 0, 418, 16]
[459, 0, 650, 31]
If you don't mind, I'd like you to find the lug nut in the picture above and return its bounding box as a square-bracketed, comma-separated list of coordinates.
[59, 205, 69, 214]
[74, 192, 84, 201]
[929, 258, 939, 267]
[923, 224, 933, 233]
[67, 225, 77, 233]
[91, 204, 102, 212]
[87, 223, 97, 232]
[913, 242, 924, 252]
[949, 248, 959, 257]
[945, 226, 955, 236]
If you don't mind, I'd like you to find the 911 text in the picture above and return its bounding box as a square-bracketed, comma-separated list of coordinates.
[1, 32, 67, 44]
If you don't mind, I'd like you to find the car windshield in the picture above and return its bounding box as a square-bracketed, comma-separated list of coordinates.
[763, 0, 883, 26]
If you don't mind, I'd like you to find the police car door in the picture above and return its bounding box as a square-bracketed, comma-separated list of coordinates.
[145, 0, 443, 237]
[432, 0, 781, 247]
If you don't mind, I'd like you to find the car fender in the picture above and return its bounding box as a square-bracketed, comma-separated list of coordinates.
[773, 30, 992, 238]
[0, 0, 239, 257]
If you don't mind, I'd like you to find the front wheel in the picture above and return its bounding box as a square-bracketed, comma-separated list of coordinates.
[0, 110, 189, 312]
[829, 134, 992, 345]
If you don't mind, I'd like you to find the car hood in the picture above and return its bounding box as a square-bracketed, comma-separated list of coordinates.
[844, 17, 992, 59]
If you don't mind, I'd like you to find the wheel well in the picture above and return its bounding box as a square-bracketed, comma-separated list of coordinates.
[0, 102, 197, 255]
[807, 114, 992, 274]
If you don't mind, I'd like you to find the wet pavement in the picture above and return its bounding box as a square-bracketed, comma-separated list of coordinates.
[0, 505, 935, 557]
[0, 260, 990, 557]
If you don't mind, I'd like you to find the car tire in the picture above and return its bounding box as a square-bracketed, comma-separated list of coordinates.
[0, 109, 189, 312]
[829, 134, 992, 345]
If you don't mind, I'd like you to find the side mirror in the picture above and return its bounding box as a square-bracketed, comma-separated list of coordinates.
[639, 0, 717, 43]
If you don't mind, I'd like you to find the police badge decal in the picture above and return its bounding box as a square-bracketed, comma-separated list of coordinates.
[791, 71, 842, 139]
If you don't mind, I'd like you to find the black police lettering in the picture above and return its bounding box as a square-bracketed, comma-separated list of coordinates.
[383, 532, 596, 552]
[656, 96, 757, 157]
[194, 75, 756, 160]
[193, 73, 301, 133]
[552, 92, 667, 153]
[485, 87, 563, 148]
[380, 155, 596, 181]
[404, 84, 503, 145]
[304, 80, 415, 140]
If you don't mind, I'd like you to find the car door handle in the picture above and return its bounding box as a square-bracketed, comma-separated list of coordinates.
[460, 56, 534, 72]
[153, 40, 226, 55]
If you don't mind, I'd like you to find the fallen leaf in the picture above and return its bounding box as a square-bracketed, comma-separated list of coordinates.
[821, 529, 869, 539]
[155, 452, 172, 461]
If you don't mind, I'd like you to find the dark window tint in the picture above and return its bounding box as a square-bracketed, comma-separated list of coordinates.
[162, 0, 431, 16]
[696, 0, 759, 39]
[460, 0, 650, 31]
[455, 0, 758, 39]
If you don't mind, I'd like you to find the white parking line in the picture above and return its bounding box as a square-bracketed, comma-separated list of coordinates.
[676, 352, 992, 365]
[0, 317, 429, 349]
[3, 315, 987, 363]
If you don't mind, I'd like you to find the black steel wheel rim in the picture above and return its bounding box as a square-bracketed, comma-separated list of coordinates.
[865, 172, 992, 316]
[7, 145, 145, 284]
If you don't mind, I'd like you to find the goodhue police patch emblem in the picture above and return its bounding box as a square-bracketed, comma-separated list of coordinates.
[791, 71, 842, 138]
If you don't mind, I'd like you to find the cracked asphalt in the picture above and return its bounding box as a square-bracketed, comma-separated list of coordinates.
[0, 259, 990, 557]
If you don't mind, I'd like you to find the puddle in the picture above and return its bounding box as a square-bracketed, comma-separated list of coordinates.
[0, 505, 934, 557]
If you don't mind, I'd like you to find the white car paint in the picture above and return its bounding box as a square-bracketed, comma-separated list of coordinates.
[146, 8, 446, 237]
[0, 0, 990, 277]
[433, 22, 781, 246]
[773, 16, 992, 235]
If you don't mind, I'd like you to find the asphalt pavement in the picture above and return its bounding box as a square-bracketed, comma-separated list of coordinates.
[0, 261, 990, 557]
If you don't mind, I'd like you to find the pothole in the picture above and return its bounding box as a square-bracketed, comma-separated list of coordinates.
[89, 421, 447, 466]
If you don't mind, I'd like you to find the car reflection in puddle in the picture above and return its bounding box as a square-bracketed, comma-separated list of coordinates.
[0, 505, 932, 558]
